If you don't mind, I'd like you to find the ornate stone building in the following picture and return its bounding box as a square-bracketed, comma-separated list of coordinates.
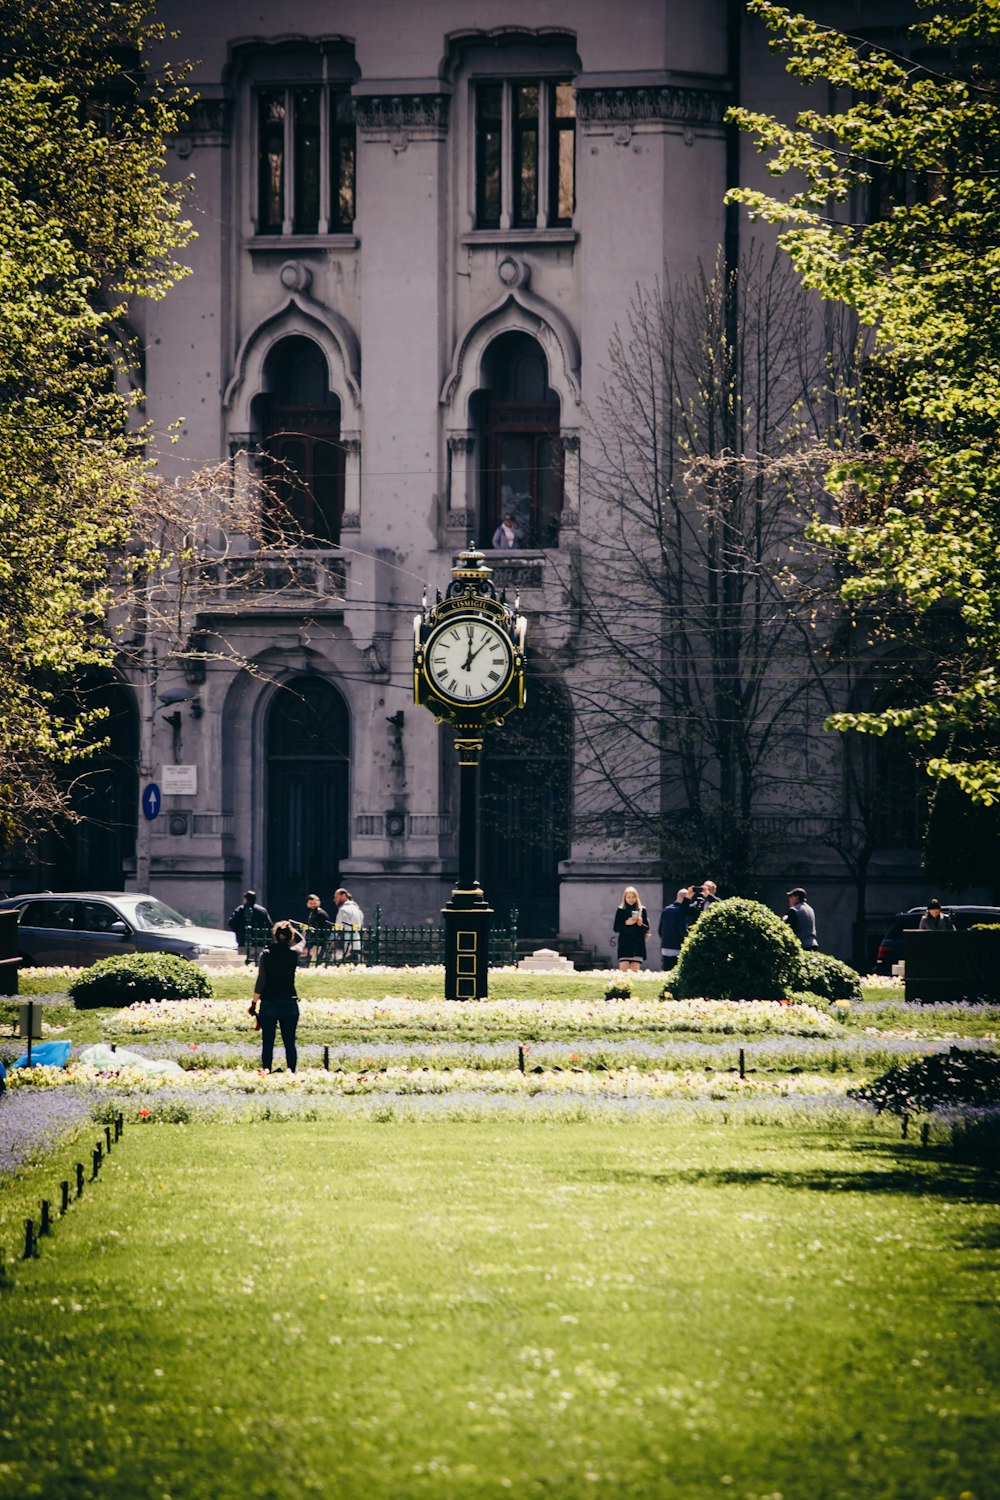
[18, 0, 966, 965]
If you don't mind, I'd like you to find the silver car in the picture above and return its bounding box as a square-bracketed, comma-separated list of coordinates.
[0, 891, 238, 967]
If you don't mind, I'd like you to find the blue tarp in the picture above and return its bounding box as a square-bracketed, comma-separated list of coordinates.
[12, 1040, 72, 1069]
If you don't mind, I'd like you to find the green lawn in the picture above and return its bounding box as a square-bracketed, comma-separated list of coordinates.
[1, 1118, 997, 1500]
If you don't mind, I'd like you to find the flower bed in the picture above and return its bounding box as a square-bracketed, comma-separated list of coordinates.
[104, 995, 841, 1039]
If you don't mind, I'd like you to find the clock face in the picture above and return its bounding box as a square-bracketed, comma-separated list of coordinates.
[425, 617, 514, 704]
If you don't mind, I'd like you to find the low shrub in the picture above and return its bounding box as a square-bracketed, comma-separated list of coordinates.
[671, 898, 802, 1002]
[604, 980, 632, 1000]
[798, 951, 863, 1003]
[849, 1047, 1000, 1115]
[69, 953, 213, 1009]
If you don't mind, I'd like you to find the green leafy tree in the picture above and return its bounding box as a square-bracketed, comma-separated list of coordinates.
[730, 0, 1000, 805]
[0, 1, 192, 839]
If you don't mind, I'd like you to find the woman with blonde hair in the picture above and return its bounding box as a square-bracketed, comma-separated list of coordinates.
[613, 886, 650, 972]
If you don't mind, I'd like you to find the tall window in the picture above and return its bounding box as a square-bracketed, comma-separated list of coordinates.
[477, 332, 562, 547]
[258, 338, 343, 545]
[256, 84, 355, 235]
[475, 78, 575, 230]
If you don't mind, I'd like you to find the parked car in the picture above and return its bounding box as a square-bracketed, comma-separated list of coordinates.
[0, 892, 238, 968]
[874, 905, 1000, 975]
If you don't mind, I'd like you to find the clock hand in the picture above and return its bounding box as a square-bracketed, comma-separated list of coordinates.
[466, 638, 492, 667]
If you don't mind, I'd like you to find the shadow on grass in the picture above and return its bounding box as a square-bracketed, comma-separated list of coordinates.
[580, 1142, 1000, 1207]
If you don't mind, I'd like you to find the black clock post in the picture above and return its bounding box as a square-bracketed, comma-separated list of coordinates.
[413, 547, 526, 1000]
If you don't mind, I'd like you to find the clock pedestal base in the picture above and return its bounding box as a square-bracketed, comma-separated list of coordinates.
[442, 892, 492, 1001]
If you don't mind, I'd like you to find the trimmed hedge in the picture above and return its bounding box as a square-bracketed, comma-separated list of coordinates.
[69, 953, 213, 1009]
[850, 1047, 1000, 1115]
[671, 898, 803, 1002]
[798, 950, 863, 1003]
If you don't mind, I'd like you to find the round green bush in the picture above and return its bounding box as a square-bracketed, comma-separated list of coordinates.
[671, 897, 803, 1001]
[798, 950, 863, 1002]
[69, 952, 213, 1009]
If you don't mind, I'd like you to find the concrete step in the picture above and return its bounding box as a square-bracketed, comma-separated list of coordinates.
[515, 934, 603, 971]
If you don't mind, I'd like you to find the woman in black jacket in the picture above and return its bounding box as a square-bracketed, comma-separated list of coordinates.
[250, 920, 302, 1073]
[613, 886, 650, 972]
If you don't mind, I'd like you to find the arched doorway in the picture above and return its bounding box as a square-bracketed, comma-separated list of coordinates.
[266, 676, 349, 921]
[474, 331, 563, 547]
[479, 672, 570, 937]
[254, 336, 344, 545]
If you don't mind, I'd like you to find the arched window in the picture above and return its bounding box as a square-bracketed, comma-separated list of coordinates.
[256, 336, 343, 545]
[475, 331, 562, 547]
[266, 676, 350, 920]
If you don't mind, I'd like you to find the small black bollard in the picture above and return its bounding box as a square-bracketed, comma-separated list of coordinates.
[39, 1200, 51, 1237]
[0, 1247, 6, 1285]
[105, 1125, 113, 1154]
[901, 1113, 909, 1138]
[76, 1163, 85, 1198]
[921, 1122, 930, 1149]
[110, 1043, 116, 1053]
[92, 1147, 101, 1180]
[323, 1045, 330, 1071]
[116, 1112, 124, 1140]
[23, 1219, 38, 1260]
[518, 1045, 525, 1074]
[61, 1180, 70, 1214]
[739, 1048, 746, 1079]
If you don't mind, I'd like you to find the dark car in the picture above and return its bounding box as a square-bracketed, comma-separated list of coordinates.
[875, 905, 1000, 975]
[0, 892, 238, 968]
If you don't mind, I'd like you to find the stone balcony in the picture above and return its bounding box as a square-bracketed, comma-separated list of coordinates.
[196, 549, 348, 612]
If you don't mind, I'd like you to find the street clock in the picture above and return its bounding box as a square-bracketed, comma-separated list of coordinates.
[424, 616, 514, 706]
[413, 546, 527, 1000]
[414, 550, 525, 726]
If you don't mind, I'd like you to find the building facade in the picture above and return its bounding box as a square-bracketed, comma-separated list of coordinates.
[14, 0, 975, 966]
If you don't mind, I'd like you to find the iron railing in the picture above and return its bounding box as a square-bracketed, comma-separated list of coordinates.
[241, 905, 519, 969]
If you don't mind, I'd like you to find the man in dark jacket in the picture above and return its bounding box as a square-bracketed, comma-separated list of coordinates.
[784, 887, 819, 950]
[229, 890, 273, 963]
[659, 888, 694, 970]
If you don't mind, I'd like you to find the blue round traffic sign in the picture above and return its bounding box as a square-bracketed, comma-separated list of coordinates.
[142, 783, 162, 821]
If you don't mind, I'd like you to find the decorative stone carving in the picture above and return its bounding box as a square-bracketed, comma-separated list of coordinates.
[355, 93, 450, 143]
[577, 85, 727, 131]
[497, 254, 530, 289]
[447, 435, 475, 455]
[445, 508, 476, 529]
[340, 511, 361, 530]
[279, 260, 313, 293]
[169, 98, 233, 154]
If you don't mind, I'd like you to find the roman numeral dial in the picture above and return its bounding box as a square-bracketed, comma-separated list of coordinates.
[425, 617, 514, 705]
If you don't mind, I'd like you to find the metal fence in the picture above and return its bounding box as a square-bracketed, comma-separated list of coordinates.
[242, 905, 519, 969]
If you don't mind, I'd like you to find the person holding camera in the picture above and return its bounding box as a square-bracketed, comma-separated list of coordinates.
[249, 920, 301, 1073]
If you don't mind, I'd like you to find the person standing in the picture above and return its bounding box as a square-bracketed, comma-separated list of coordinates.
[491, 511, 524, 549]
[250, 920, 301, 1073]
[332, 887, 365, 963]
[229, 889, 273, 965]
[919, 899, 955, 931]
[699, 880, 719, 909]
[613, 886, 650, 972]
[784, 887, 819, 949]
[302, 892, 332, 965]
[658, 889, 693, 971]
